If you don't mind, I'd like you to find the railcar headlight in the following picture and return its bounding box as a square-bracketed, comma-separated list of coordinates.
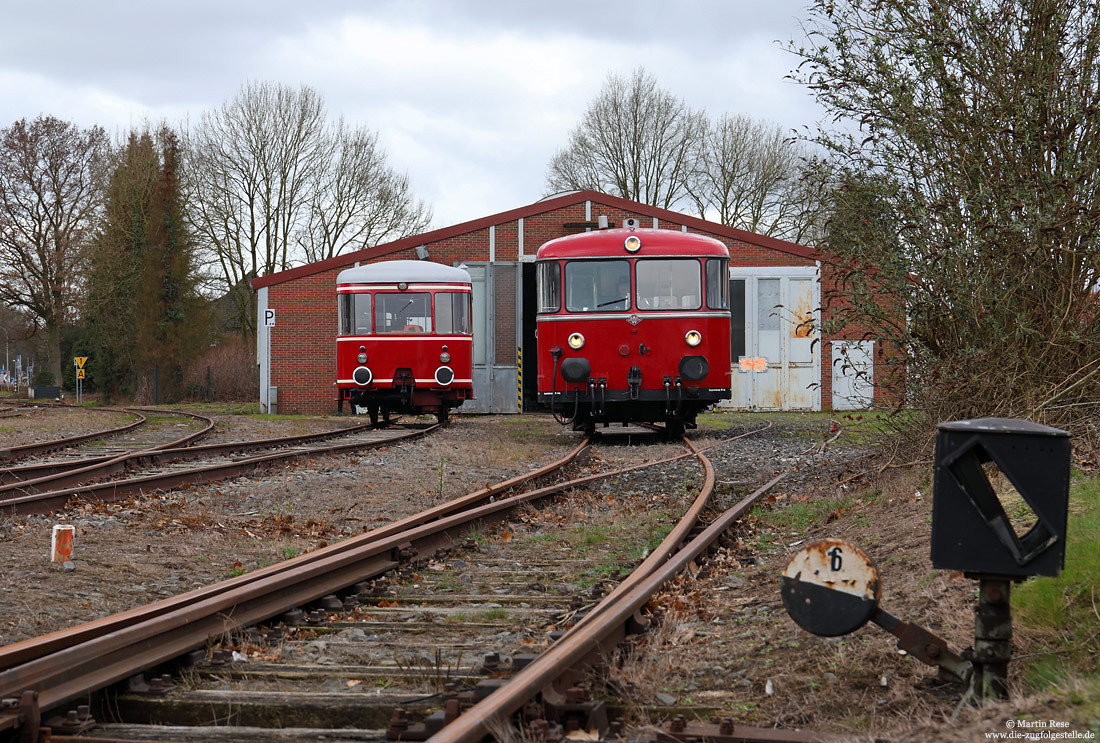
[358, 346, 367, 364]
[439, 349, 451, 363]
[567, 332, 585, 350]
[624, 235, 642, 253]
[685, 330, 702, 347]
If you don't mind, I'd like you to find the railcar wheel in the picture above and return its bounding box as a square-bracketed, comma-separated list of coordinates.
[382, 408, 392, 423]
[436, 407, 449, 424]
[666, 421, 685, 438]
[367, 406, 379, 425]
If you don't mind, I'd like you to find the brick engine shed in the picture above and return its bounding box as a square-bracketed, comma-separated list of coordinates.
[251, 191, 886, 415]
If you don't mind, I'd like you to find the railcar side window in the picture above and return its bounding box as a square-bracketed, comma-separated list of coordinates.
[435, 292, 471, 334]
[353, 294, 372, 334]
[537, 262, 561, 313]
[339, 293, 372, 334]
[339, 294, 351, 335]
[706, 259, 730, 310]
[564, 260, 630, 312]
[636, 259, 701, 310]
[375, 292, 432, 333]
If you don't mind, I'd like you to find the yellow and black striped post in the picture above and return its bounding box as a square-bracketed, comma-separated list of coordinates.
[516, 345, 523, 413]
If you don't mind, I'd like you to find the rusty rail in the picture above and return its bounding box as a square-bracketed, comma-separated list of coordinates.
[426, 442, 787, 743]
[0, 434, 729, 735]
[0, 408, 147, 462]
[0, 413, 379, 492]
[0, 422, 432, 518]
[0, 409, 215, 489]
[0, 436, 590, 672]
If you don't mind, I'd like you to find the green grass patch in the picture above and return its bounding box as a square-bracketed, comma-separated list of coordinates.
[475, 608, 508, 622]
[758, 495, 862, 533]
[143, 415, 190, 426]
[568, 524, 614, 547]
[1013, 472, 1100, 707]
[165, 402, 262, 415]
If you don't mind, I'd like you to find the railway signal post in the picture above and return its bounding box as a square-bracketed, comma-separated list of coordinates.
[782, 418, 1072, 704]
[74, 356, 88, 404]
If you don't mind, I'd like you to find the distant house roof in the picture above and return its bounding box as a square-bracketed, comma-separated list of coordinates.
[252, 190, 819, 290]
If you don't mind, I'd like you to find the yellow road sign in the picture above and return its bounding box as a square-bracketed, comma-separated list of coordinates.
[74, 356, 88, 368]
[76, 369, 85, 379]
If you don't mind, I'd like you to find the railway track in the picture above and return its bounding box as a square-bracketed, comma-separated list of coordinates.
[0, 407, 151, 463]
[0, 407, 216, 482]
[0, 420, 434, 518]
[0, 422, 835, 742]
[0, 409, 215, 488]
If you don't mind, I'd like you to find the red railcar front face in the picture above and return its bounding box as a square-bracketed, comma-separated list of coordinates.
[536, 229, 732, 429]
[336, 276, 473, 418]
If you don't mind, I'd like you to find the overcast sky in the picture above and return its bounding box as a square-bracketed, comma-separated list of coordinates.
[0, 1, 824, 228]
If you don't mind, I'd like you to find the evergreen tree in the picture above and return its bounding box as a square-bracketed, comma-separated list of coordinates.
[85, 133, 160, 399]
[137, 129, 208, 400]
[86, 127, 209, 401]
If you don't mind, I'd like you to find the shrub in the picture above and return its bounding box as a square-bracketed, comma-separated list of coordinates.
[181, 336, 258, 402]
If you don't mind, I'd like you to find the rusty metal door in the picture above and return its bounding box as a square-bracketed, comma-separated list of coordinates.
[729, 269, 819, 411]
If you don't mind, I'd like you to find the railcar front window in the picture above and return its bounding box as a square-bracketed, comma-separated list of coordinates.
[537, 262, 561, 313]
[565, 260, 630, 312]
[706, 259, 730, 310]
[636, 259, 701, 310]
[435, 292, 471, 334]
[375, 292, 432, 333]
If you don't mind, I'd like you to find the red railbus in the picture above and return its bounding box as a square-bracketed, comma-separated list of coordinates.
[536, 228, 731, 433]
[336, 260, 473, 422]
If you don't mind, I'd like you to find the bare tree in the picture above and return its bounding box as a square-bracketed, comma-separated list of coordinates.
[186, 82, 327, 336]
[297, 119, 432, 263]
[687, 114, 825, 242]
[0, 116, 109, 386]
[187, 82, 432, 336]
[546, 68, 706, 209]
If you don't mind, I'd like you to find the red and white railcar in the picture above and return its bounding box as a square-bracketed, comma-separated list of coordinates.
[336, 260, 473, 422]
[536, 228, 732, 433]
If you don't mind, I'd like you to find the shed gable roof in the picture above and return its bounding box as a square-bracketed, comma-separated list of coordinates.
[252, 190, 819, 290]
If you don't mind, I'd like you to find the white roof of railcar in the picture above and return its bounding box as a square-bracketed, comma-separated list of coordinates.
[337, 260, 471, 285]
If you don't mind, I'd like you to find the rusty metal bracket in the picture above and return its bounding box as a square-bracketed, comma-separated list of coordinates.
[871, 608, 970, 684]
[43, 703, 96, 735]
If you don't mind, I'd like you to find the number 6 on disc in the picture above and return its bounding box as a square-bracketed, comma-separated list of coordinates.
[780, 539, 880, 637]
